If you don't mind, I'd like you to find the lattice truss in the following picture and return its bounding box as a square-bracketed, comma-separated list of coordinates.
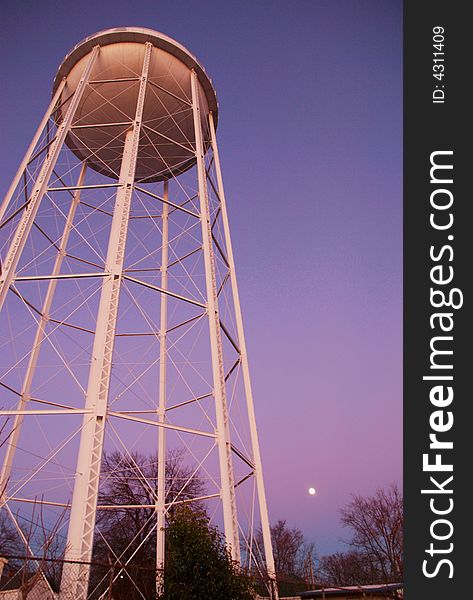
[0, 43, 273, 597]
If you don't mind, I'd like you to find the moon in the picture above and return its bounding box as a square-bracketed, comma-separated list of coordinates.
[308, 487, 317, 496]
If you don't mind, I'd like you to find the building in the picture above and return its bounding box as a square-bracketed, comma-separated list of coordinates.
[0, 578, 57, 600]
[300, 583, 403, 599]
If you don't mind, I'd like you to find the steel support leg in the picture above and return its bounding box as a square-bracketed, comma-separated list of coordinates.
[191, 70, 240, 562]
[59, 43, 152, 600]
[156, 180, 169, 598]
[0, 78, 66, 226]
[0, 47, 99, 314]
[0, 163, 87, 506]
[208, 113, 279, 599]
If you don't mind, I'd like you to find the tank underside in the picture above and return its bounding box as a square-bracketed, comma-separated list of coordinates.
[54, 29, 217, 182]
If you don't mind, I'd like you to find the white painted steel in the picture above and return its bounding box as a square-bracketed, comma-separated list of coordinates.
[191, 70, 240, 562]
[0, 78, 66, 226]
[59, 43, 152, 600]
[52, 28, 215, 182]
[209, 113, 279, 599]
[0, 164, 87, 508]
[0, 28, 279, 600]
[156, 179, 169, 596]
[53, 27, 217, 114]
[0, 46, 99, 314]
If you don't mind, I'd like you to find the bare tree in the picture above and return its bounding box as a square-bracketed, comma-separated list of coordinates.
[95, 448, 205, 554]
[18, 504, 66, 597]
[0, 502, 66, 596]
[0, 510, 22, 558]
[319, 550, 382, 586]
[88, 448, 205, 599]
[340, 484, 403, 583]
[271, 520, 304, 577]
[256, 520, 315, 579]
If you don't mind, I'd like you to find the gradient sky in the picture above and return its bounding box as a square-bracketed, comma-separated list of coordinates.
[0, 0, 402, 556]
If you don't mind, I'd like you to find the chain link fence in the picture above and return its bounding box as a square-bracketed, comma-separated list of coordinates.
[0, 555, 164, 599]
[0, 555, 282, 599]
[0, 555, 401, 599]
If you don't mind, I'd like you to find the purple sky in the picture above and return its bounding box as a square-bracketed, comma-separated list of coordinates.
[0, 0, 402, 555]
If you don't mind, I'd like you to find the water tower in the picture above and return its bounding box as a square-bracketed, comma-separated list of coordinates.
[0, 28, 278, 599]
